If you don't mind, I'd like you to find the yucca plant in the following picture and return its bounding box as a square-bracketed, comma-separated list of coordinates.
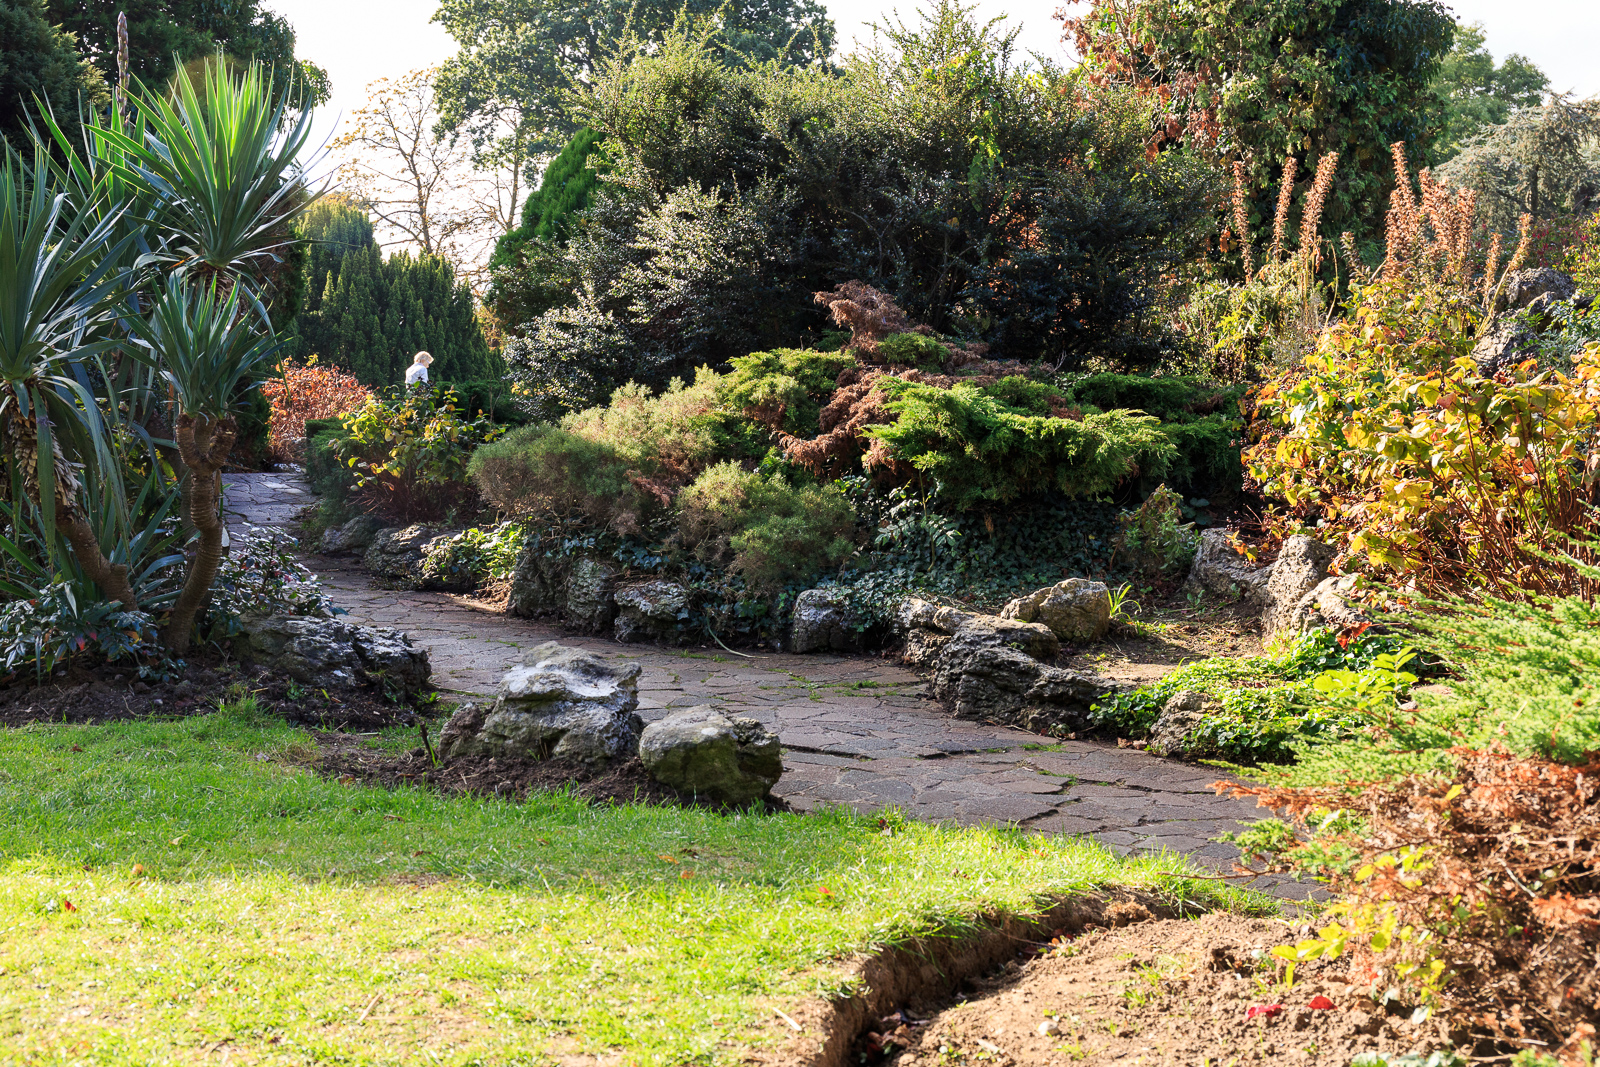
[134, 274, 280, 651]
[103, 58, 319, 289]
[0, 148, 139, 608]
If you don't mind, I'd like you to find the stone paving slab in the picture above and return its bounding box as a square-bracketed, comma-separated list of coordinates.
[222, 471, 1303, 895]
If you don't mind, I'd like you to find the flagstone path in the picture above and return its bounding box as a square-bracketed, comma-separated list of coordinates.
[224, 470, 1296, 892]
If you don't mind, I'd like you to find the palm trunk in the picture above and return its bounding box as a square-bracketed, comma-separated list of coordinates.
[164, 413, 237, 652]
[1, 398, 137, 609]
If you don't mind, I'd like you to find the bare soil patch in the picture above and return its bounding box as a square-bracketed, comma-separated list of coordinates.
[311, 732, 788, 812]
[1056, 598, 1264, 689]
[0, 657, 420, 731]
[876, 910, 1438, 1066]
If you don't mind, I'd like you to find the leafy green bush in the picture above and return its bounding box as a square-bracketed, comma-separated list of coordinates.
[469, 423, 658, 533]
[1269, 594, 1600, 787]
[0, 582, 168, 683]
[332, 386, 504, 523]
[677, 463, 857, 595]
[1115, 485, 1197, 579]
[866, 378, 1176, 509]
[563, 371, 758, 481]
[419, 522, 526, 591]
[202, 536, 337, 642]
[1086, 629, 1410, 764]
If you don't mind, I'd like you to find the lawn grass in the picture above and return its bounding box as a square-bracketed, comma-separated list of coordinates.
[0, 706, 1257, 1065]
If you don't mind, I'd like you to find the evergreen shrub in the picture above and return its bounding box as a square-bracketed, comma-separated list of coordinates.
[331, 387, 502, 523]
[468, 423, 657, 533]
[865, 378, 1176, 509]
[677, 463, 857, 595]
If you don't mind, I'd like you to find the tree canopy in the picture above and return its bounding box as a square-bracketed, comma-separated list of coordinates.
[1062, 0, 1456, 256]
[430, 0, 834, 167]
[291, 198, 497, 388]
[1430, 21, 1550, 161]
[0, 0, 106, 150]
[43, 0, 329, 106]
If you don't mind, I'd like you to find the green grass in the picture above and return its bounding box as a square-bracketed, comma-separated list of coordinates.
[0, 708, 1254, 1065]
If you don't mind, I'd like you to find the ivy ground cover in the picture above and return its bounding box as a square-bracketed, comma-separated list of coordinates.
[0, 707, 1245, 1065]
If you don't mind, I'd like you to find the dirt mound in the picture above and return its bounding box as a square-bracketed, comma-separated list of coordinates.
[881, 911, 1442, 1065]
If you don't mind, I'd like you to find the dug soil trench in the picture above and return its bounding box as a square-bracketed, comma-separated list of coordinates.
[755, 900, 1437, 1067]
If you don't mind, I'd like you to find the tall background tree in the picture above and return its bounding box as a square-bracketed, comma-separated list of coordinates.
[1429, 21, 1550, 161]
[43, 0, 329, 107]
[430, 0, 834, 170]
[333, 67, 522, 290]
[290, 198, 496, 388]
[1060, 0, 1456, 259]
[0, 0, 106, 150]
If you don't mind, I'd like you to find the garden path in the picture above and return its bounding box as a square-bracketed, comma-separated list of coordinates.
[224, 471, 1287, 885]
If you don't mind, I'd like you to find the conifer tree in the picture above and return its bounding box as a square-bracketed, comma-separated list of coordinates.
[290, 197, 494, 387]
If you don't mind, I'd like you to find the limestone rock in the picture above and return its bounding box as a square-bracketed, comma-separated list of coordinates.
[565, 557, 620, 633]
[237, 614, 431, 696]
[318, 514, 385, 555]
[436, 642, 642, 766]
[790, 588, 863, 653]
[508, 545, 564, 618]
[896, 597, 1059, 661]
[638, 705, 782, 806]
[1146, 690, 1216, 758]
[930, 626, 1107, 729]
[1002, 578, 1111, 643]
[1261, 535, 1336, 642]
[1497, 266, 1577, 314]
[363, 523, 452, 586]
[1285, 574, 1370, 636]
[1182, 528, 1272, 606]
[614, 579, 691, 644]
[1472, 319, 1536, 373]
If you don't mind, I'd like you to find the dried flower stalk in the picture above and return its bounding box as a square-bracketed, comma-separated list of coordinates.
[1269, 157, 1298, 265]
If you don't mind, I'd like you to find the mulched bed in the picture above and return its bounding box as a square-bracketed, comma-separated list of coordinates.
[873, 909, 1442, 1065]
[0, 655, 420, 731]
[312, 731, 788, 812]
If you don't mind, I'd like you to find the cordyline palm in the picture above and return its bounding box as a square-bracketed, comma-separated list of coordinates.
[107, 58, 319, 287]
[136, 275, 280, 651]
[0, 149, 138, 607]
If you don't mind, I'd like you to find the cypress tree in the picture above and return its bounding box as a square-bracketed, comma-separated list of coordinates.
[289, 197, 493, 388]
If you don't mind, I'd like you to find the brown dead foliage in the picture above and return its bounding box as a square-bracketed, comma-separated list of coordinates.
[1220, 749, 1600, 1060]
[814, 281, 915, 357]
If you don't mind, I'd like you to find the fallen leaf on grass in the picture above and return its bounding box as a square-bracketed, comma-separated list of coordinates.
[1245, 1003, 1283, 1020]
[657, 853, 678, 864]
[62, 899, 77, 912]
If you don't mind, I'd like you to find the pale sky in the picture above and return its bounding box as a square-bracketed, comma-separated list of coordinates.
[266, 0, 1600, 164]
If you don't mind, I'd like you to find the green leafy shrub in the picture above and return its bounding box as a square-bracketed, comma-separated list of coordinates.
[203, 535, 337, 642]
[419, 522, 526, 592]
[1086, 629, 1410, 764]
[563, 371, 757, 482]
[469, 423, 658, 533]
[876, 332, 949, 368]
[866, 378, 1175, 510]
[677, 463, 857, 595]
[1115, 485, 1198, 579]
[332, 386, 504, 523]
[0, 582, 168, 683]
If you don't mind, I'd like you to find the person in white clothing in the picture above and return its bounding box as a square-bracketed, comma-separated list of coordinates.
[404, 350, 433, 388]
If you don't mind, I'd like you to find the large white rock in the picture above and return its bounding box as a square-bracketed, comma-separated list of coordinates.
[1182, 528, 1272, 606]
[1001, 578, 1111, 643]
[1260, 535, 1336, 643]
[614, 579, 691, 644]
[436, 642, 642, 766]
[237, 614, 431, 696]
